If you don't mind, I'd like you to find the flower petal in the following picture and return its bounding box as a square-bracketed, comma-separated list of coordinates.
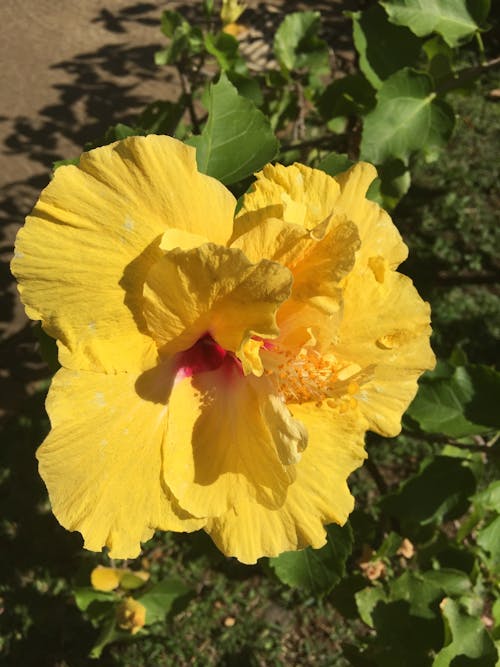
[235, 162, 342, 231]
[91, 565, 122, 591]
[38, 367, 204, 559]
[163, 369, 305, 519]
[142, 243, 293, 363]
[235, 161, 407, 271]
[206, 402, 367, 563]
[335, 267, 435, 436]
[333, 162, 407, 269]
[232, 215, 361, 350]
[12, 136, 235, 372]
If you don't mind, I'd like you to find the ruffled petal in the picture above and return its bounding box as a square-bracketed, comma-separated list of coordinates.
[163, 368, 306, 519]
[206, 402, 367, 563]
[142, 243, 292, 364]
[234, 161, 407, 272]
[234, 162, 342, 232]
[37, 367, 204, 559]
[334, 266, 435, 436]
[12, 136, 235, 372]
[332, 162, 408, 269]
[231, 215, 360, 351]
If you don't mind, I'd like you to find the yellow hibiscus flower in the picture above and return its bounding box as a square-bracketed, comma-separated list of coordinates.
[11, 136, 434, 564]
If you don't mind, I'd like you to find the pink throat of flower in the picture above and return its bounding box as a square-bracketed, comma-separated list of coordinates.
[175, 335, 239, 379]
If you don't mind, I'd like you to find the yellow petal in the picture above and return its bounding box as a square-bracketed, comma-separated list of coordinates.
[235, 161, 407, 273]
[38, 367, 204, 559]
[163, 371, 305, 519]
[335, 267, 435, 436]
[332, 162, 408, 269]
[12, 135, 235, 372]
[235, 162, 341, 232]
[90, 565, 121, 592]
[116, 597, 146, 634]
[206, 402, 367, 563]
[232, 215, 360, 351]
[142, 243, 292, 361]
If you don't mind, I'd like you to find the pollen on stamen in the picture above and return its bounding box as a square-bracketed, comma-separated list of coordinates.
[273, 347, 340, 405]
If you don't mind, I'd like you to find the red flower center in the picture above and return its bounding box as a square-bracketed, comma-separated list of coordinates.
[175, 335, 239, 379]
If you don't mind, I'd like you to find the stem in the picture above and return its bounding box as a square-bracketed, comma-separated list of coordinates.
[434, 270, 499, 287]
[177, 65, 201, 134]
[475, 31, 485, 63]
[280, 135, 336, 153]
[404, 429, 499, 451]
[437, 56, 500, 95]
[292, 81, 307, 142]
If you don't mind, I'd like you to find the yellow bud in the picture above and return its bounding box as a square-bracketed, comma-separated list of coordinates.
[116, 597, 147, 635]
[90, 565, 121, 592]
[220, 0, 246, 26]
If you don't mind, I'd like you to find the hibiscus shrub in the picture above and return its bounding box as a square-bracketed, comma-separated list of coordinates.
[7, 0, 500, 665]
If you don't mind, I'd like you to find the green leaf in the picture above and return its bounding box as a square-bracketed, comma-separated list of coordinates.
[492, 599, 500, 640]
[138, 577, 190, 625]
[160, 9, 187, 38]
[73, 587, 118, 613]
[89, 614, 121, 660]
[421, 569, 472, 597]
[360, 572, 444, 662]
[376, 532, 404, 559]
[318, 74, 376, 120]
[381, 0, 491, 47]
[274, 11, 329, 73]
[138, 101, 183, 135]
[473, 481, 500, 513]
[104, 123, 146, 142]
[350, 5, 422, 89]
[360, 68, 454, 165]
[462, 365, 500, 429]
[317, 152, 354, 177]
[381, 455, 476, 526]
[355, 585, 388, 627]
[52, 156, 80, 171]
[407, 364, 500, 437]
[120, 572, 149, 591]
[390, 571, 443, 619]
[186, 73, 278, 184]
[434, 598, 498, 666]
[476, 515, 500, 570]
[226, 72, 263, 106]
[269, 523, 353, 595]
[377, 158, 411, 210]
[34, 324, 60, 373]
[204, 32, 247, 74]
[423, 36, 454, 84]
[156, 10, 203, 65]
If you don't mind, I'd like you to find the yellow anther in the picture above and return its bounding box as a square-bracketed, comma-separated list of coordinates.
[348, 382, 359, 395]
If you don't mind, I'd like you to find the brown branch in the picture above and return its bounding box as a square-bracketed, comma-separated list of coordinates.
[434, 269, 499, 286]
[280, 135, 337, 153]
[437, 56, 500, 95]
[177, 65, 201, 134]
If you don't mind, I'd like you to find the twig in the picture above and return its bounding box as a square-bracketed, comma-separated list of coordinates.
[434, 270, 499, 286]
[280, 135, 337, 153]
[292, 81, 307, 142]
[177, 65, 201, 134]
[437, 56, 500, 95]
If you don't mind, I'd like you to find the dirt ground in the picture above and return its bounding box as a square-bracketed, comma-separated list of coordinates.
[0, 0, 357, 418]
